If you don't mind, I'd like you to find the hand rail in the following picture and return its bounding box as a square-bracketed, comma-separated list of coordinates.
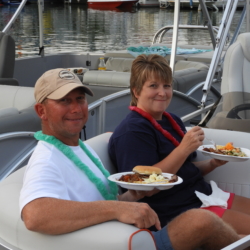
[2, 0, 28, 34]
[169, 0, 180, 72]
[201, 0, 240, 107]
[151, 25, 219, 45]
[2, 0, 45, 56]
[38, 0, 44, 56]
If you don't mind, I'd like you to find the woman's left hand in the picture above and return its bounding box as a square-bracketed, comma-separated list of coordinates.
[119, 189, 160, 202]
[129, 189, 160, 200]
[210, 158, 228, 168]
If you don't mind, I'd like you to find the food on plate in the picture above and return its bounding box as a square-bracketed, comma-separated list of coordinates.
[118, 166, 178, 184]
[202, 142, 247, 157]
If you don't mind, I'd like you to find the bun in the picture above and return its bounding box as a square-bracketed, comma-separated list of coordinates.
[132, 166, 162, 175]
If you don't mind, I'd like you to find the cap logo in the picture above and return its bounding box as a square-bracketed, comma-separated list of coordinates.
[59, 70, 75, 80]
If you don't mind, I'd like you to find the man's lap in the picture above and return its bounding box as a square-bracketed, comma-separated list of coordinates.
[151, 226, 174, 250]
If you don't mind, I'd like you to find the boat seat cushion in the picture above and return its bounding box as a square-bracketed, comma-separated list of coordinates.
[0, 107, 19, 118]
[104, 58, 208, 74]
[0, 133, 157, 250]
[175, 60, 208, 71]
[0, 85, 35, 110]
[83, 71, 130, 87]
[174, 68, 208, 93]
[0, 107, 41, 134]
[207, 32, 250, 132]
[106, 57, 134, 72]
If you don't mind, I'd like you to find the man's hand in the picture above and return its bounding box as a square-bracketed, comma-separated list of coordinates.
[115, 201, 161, 231]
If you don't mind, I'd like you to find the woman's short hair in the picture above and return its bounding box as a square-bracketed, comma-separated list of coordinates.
[130, 54, 172, 106]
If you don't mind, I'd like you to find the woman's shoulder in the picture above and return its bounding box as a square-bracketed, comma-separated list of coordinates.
[168, 112, 186, 128]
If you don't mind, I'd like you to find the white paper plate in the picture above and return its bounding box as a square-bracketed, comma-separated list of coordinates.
[197, 145, 250, 162]
[108, 172, 183, 191]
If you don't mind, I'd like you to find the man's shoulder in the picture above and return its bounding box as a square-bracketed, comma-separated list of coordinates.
[29, 141, 59, 166]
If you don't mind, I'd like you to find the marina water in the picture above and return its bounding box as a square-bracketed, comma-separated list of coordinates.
[0, 3, 245, 57]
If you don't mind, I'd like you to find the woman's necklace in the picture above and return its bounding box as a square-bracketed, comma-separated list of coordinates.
[129, 106, 185, 147]
[34, 131, 118, 200]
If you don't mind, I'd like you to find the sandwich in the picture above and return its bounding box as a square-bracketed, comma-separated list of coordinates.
[118, 166, 178, 184]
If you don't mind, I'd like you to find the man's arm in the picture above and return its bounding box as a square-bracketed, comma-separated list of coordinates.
[22, 197, 160, 235]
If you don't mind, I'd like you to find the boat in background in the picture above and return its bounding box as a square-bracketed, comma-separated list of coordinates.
[138, 0, 159, 7]
[87, 0, 138, 9]
[1, 0, 21, 5]
[161, 0, 245, 9]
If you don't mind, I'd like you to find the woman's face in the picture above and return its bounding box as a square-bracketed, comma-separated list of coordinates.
[133, 77, 173, 120]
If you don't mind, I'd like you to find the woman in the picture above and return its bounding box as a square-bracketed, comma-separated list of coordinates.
[108, 54, 250, 234]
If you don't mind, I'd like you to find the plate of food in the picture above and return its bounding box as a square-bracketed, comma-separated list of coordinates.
[197, 142, 250, 162]
[108, 166, 183, 191]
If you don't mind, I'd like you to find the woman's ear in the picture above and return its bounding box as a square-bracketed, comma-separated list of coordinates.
[34, 103, 47, 120]
[132, 88, 139, 99]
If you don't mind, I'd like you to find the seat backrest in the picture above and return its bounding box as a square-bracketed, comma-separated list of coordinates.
[0, 133, 157, 250]
[221, 32, 250, 115]
[0, 85, 35, 110]
[0, 32, 15, 78]
[206, 32, 250, 132]
[85, 132, 116, 174]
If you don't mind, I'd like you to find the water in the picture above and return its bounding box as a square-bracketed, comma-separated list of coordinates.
[0, 3, 246, 57]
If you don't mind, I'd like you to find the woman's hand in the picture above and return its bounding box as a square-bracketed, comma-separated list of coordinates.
[193, 159, 228, 176]
[210, 158, 228, 168]
[118, 189, 160, 202]
[179, 126, 204, 156]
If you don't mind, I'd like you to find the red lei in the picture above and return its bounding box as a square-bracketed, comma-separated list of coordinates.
[129, 106, 185, 147]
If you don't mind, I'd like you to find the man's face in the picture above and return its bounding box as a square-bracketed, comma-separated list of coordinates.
[36, 88, 88, 146]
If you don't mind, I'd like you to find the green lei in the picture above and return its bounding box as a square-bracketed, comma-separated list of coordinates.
[34, 131, 118, 200]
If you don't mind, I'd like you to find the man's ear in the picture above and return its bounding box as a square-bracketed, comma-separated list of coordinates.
[34, 103, 47, 120]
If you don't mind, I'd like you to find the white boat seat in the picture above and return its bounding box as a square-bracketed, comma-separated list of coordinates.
[83, 70, 130, 87]
[104, 44, 225, 65]
[85, 132, 116, 174]
[106, 57, 134, 72]
[0, 132, 157, 250]
[207, 32, 250, 132]
[0, 85, 41, 134]
[0, 85, 35, 111]
[105, 57, 209, 73]
[174, 60, 209, 71]
[83, 60, 208, 97]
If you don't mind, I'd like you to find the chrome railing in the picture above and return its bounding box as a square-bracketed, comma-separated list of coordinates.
[0, 132, 36, 181]
[2, 0, 44, 56]
[2, 0, 28, 34]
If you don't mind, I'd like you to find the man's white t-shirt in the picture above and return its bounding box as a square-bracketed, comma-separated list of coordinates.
[19, 141, 110, 214]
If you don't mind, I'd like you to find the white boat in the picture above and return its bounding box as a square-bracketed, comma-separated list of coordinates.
[0, 0, 250, 249]
[138, 0, 159, 7]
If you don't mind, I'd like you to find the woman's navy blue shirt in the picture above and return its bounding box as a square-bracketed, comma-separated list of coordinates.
[108, 111, 212, 231]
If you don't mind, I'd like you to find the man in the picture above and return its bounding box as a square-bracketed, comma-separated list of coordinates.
[20, 68, 243, 250]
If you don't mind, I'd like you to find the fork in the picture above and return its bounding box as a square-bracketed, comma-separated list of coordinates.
[206, 137, 217, 149]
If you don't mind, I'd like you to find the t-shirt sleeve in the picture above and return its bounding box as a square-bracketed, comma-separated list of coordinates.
[109, 130, 160, 173]
[19, 158, 67, 214]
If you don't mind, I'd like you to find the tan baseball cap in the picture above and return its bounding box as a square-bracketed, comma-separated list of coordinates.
[34, 68, 94, 103]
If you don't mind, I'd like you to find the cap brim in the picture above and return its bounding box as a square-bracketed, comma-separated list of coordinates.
[47, 82, 94, 100]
